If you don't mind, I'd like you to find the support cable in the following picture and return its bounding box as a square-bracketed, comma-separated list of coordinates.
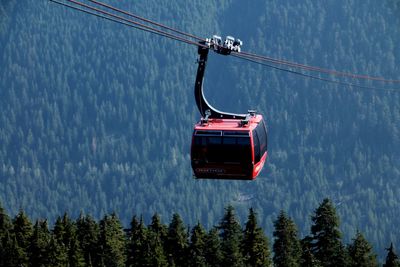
[88, 0, 206, 42]
[50, 0, 400, 91]
[235, 51, 400, 83]
[85, 0, 400, 84]
[232, 53, 400, 93]
[61, 0, 206, 47]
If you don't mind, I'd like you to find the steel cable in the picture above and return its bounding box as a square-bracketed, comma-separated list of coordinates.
[50, 0, 400, 91]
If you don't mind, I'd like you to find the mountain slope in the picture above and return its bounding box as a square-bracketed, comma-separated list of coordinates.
[1, 0, 400, 258]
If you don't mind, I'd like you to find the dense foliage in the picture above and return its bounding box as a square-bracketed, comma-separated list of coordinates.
[1, 0, 400, 260]
[1, 200, 397, 266]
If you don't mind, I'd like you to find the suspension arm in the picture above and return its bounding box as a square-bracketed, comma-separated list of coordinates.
[194, 41, 247, 120]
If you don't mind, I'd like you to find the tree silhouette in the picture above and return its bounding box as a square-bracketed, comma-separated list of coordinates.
[347, 231, 377, 267]
[12, 209, 33, 265]
[384, 243, 400, 267]
[28, 219, 51, 267]
[0, 203, 16, 266]
[76, 213, 100, 266]
[166, 213, 189, 266]
[53, 213, 85, 267]
[188, 222, 207, 267]
[126, 215, 152, 267]
[273, 210, 301, 267]
[98, 213, 126, 267]
[148, 213, 168, 266]
[310, 198, 347, 267]
[219, 205, 244, 267]
[204, 227, 222, 267]
[242, 207, 272, 267]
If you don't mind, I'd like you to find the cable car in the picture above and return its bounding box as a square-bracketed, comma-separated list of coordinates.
[191, 114, 268, 180]
[191, 38, 268, 180]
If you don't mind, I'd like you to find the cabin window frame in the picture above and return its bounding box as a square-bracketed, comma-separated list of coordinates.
[192, 130, 251, 164]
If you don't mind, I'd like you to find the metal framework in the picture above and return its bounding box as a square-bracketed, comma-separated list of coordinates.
[194, 39, 249, 121]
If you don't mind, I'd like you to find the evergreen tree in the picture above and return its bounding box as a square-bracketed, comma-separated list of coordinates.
[12, 209, 33, 265]
[166, 213, 189, 266]
[188, 222, 207, 267]
[218, 205, 244, 267]
[76, 213, 100, 266]
[204, 227, 222, 267]
[149, 213, 168, 242]
[242, 208, 272, 267]
[384, 243, 400, 267]
[126, 215, 152, 267]
[347, 231, 377, 267]
[28, 219, 51, 267]
[148, 213, 168, 267]
[98, 213, 127, 267]
[53, 213, 85, 267]
[126, 215, 140, 266]
[0, 203, 15, 267]
[273, 210, 301, 267]
[310, 198, 347, 267]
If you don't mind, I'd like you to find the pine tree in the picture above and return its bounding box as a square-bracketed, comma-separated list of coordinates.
[0, 203, 15, 267]
[149, 213, 168, 242]
[126, 215, 151, 267]
[126, 215, 139, 266]
[310, 198, 347, 267]
[242, 208, 272, 267]
[204, 227, 222, 267]
[12, 209, 33, 266]
[347, 231, 377, 267]
[76, 213, 100, 266]
[218, 205, 244, 267]
[384, 243, 400, 267]
[188, 222, 207, 267]
[28, 219, 51, 267]
[148, 213, 168, 266]
[98, 213, 127, 267]
[273, 210, 301, 267]
[166, 213, 189, 266]
[53, 213, 85, 267]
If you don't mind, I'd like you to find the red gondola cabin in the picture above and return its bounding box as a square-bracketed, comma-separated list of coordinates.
[191, 114, 268, 180]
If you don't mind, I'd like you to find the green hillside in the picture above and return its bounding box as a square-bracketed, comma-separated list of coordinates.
[1, 0, 400, 259]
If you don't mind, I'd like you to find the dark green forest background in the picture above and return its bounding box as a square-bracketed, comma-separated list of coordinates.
[1, 0, 400, 260]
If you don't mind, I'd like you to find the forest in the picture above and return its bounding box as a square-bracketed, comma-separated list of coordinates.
[1, 198, 398, 266]
[1, 0, 400, 261]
